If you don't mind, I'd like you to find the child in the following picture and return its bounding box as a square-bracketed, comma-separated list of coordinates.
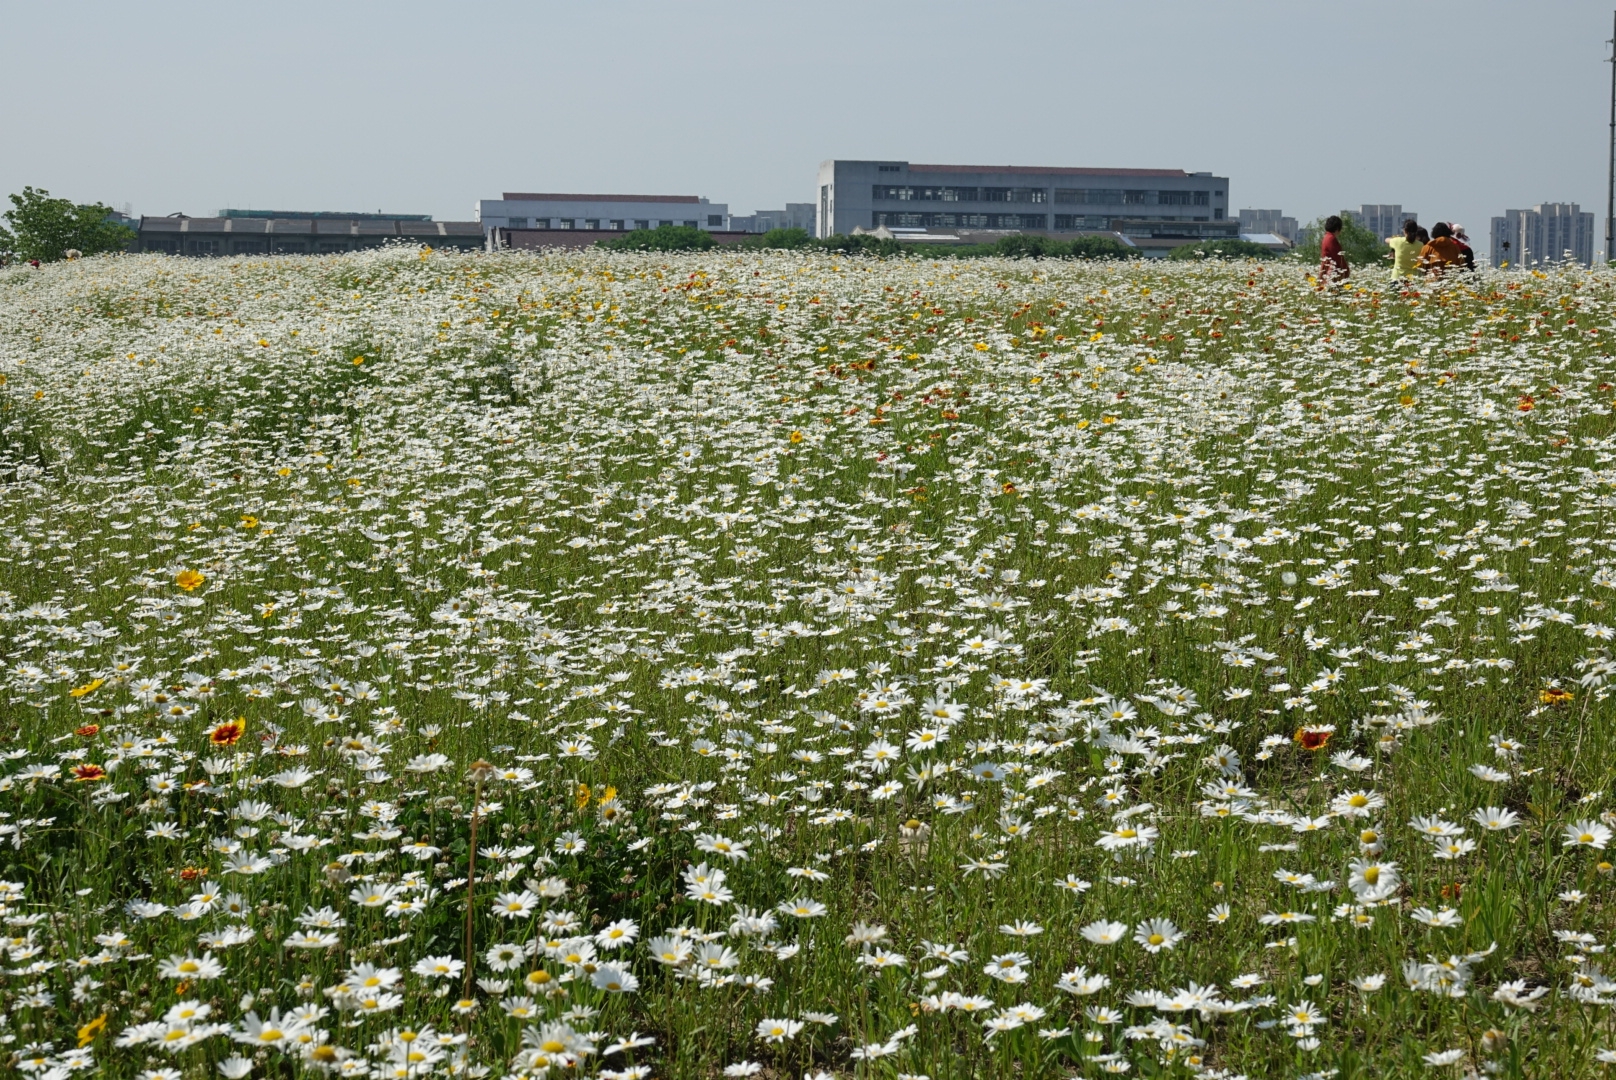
[1320, 215, 1349, 284]
[1386, 220, 1421, 281]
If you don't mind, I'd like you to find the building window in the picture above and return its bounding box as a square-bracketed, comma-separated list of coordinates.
[1053, 214, 1110, 231]
[1194, 191, 1210, 206]
[1158, 191, 1193, 206]
[187, 239, 219, 256]
[556, 219, 573, 230]
[708, 215, 723, 227]
[1123, 190, 1153, 205]
[682, 220, 697, 228]
[877, 164, 901, 172]
[508, 217, 528, 228]
[986, 213, 1046, 230]
[583, 220, 599, 230]
[634, 219, 649, 229]
[609, 220, 624, 230]
[1213, 208, 1224, 220]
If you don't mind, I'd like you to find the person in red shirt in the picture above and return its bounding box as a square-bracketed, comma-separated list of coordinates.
[1319, 215, 1349, 285]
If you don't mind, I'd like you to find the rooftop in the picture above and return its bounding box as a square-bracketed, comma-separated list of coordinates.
[903, 164, 1192, 178]
[500, 193, 702, 204]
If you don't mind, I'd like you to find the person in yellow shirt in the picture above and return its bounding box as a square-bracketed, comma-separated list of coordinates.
[1385, 219, 1422, 280]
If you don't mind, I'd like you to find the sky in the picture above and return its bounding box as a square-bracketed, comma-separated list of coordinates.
[4, 0, 1614, 260]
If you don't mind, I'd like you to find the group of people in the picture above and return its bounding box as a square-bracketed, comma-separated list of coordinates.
[1318, 215, 1474, 284]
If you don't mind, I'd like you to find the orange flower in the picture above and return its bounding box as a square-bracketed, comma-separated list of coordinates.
[209, 717, 247, 746]
[71, 763, 107, 782]
[74, 724, 100, 738]
[1517, 395, 1535, 412]
[1293, 726, 1334, 751]
[1540, 686, 1573, 706]
[175, 569, 205, 591]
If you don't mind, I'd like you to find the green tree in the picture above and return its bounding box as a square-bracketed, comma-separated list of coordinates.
[1167, 238, 1279, 261]
[598, 224, 714, 252]
[1296, 213, 1390, 269]
[0, 187, 135, 262]
[1063, 234, 1136, 260]
[739, 227, 813, 250]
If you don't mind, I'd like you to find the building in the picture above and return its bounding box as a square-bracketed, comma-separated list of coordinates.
[474, 193, 729, 242]
[1238, 208, 1297, 244]
[730, 203, 817, 234]
[491, 228, 757, 252]
[133, 213, 483, 256]
[1347, 204, 1417, 239]
[815, 160, 1229, 239]
[1489, 203, 1596, 268]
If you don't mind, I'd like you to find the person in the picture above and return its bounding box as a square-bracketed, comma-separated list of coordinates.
[1319, 215, 1349, 285]
[1415, 225, 1430, 246]
[1386, 220, 1422, 281]
[1419, 221, 1464, 276]
[1450, 224, 1475, 270]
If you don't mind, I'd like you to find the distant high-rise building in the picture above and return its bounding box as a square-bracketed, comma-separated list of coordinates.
[1238, 209, 1297, 243]
[1489, 203, 1596, 268]
[1347, 204, 1417, 238]
[731, 203, 817, 234]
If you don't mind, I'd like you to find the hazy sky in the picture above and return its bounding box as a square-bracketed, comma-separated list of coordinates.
[5, 0, 1613, 258]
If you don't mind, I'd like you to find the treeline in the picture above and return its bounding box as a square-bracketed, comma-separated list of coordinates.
[597, 224, 1278, 261]
[596, 225, 1139, 259]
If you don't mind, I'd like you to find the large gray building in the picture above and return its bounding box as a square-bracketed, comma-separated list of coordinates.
[815, 160, 1229, 238]
[475, 193, 729, 242]
[1489, 203, 1596, 267]
[134, 211, 482, 256]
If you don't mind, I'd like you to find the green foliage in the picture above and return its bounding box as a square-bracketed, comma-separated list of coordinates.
[1166, 238, 1279, 261]
[1296, 212, 1392, 268]
[816, 232, 904, 256]
[740, 227, 814, 250]
[0, 186, 135, 262]
[908, 233, 1137, 260]
[599, 224, 715, 252]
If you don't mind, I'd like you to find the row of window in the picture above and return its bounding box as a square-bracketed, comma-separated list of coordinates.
[875, 212, 1051, 230]
[873, 212, 1222, 230]
[872, 185, 1215, 207]
[505, 217, 719, 230]
[140, 238, 462, 256]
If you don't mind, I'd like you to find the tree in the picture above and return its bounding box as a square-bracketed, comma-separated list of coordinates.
[1063, 234, 1136, 260]
[1167, 238, 1279, 261]
[598, 224, 714, 252]
[740, 227, 813, 250]
[0, 187, 135, 262]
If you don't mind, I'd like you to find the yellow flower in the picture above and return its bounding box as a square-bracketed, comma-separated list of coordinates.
[240, 515, 259, 529]
[789, 431, 804, 444]
[68, 679, 104, 699]
[973, 342, 989, 351]
[76, 1014, 106, 1047]
[575, 783, 592, 808]
[175, 569, 205, 592]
